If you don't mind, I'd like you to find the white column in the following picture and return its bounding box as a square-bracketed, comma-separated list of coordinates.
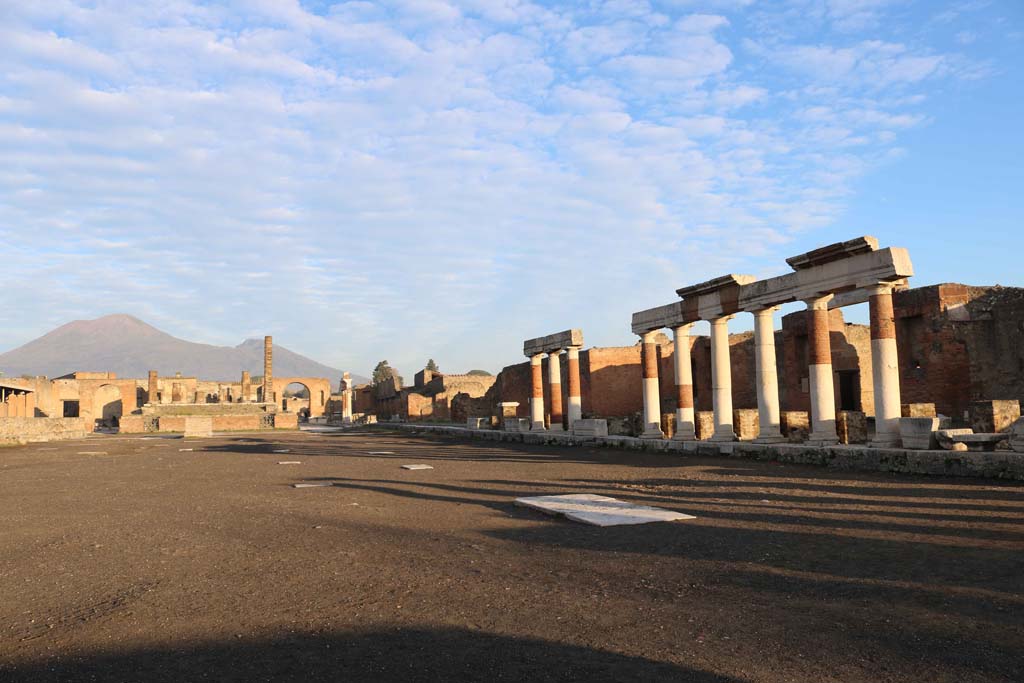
[806, 294, 839, 445]
[565, 346, 583, 430]
[547, 350, 564, 432]
[752, 307, 784, 443]
[529, 353, 546, 431]
[671, 324, 696, 441]
[640, 330, 665, 439]
[868, 284, 902, 447]
[710, 315, 736, 442]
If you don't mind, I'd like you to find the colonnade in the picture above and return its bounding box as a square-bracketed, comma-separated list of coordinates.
[524, 329, 584, 432]
[631, 237, 912, 446]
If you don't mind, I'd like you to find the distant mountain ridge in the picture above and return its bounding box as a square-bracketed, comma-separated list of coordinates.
[0, 314, 368, 386]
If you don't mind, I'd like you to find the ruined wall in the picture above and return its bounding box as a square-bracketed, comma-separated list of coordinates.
[0, 417, 87, 444]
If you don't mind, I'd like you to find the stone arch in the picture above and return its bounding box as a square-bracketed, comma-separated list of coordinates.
[94, 384, 123, 429]
[272, 377, 331, 418]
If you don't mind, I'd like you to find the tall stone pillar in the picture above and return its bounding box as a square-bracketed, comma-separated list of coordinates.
[241, 371, 251, 403]
[671, 324, 696, 441]
[640, 330, 665, 439]
[263, 335, 273, 405]
[710, 315, 736, 442]
[547, 350, 564, 431]
[529, 354, 546, 431]
[342, 371, 353, 425]
[752, 307, 784, 443]
[147, 370, 158, 405]
[806, 295, 838, 445]
[868, 284, 902, 447]
[565, 346, 583, 430]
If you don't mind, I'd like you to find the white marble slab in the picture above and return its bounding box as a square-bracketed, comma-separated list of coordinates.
[401, 464, 433, 470]
[369, 451, 395, 455]
[514, 494, 696, 527]
[293, 482, 334, 488]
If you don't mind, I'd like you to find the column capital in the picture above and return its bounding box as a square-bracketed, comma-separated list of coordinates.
[710, 314, 735, 324]
[865, 282, 895, 297]
[671, 322, 694, 335]
[751, 305, 780, 318]
[805, 293, 835, 310]
[640, 329, 661, 344]
[565, 345, 581, 357]
[529, 353, 544, 364]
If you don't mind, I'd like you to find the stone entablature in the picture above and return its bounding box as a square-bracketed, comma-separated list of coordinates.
[523, 329, 583, 357]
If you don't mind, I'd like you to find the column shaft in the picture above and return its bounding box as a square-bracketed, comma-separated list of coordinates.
[529, 354, 546, 431]
[147, 370, 158, 405]
[640, 331, 665, 439]
[565, 346, 582, 430]
[753, 308, 784, 442]
[806, 296, 838, 445]
[869, 285, 902, 447]
[671, 325, 695, 441]
[710, 316, 736, 441]
[548, 351, 564, 431]
[263, 335, 273, 404]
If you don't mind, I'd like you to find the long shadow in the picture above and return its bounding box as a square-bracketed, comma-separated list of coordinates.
[0, 627, 737, 682]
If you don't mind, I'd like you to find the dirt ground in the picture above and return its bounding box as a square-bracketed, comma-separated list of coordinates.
[1, 427, 1022, 682]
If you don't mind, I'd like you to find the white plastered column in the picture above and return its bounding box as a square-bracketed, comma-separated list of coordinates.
[640, 330, 665, 439]
[565, 346, 583, 430]
[547, 349, 564, 432]
[752, 307, 784, 443]
[806, 294, 839, 445]
[868, 283, 902, 447]
[671, 324, 696, 441]
[710, 315, 736, 442]
[529, 353, 546, 431]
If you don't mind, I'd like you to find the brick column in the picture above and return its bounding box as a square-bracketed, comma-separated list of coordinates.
[147, 370, 158, 405]
[710, 315, 736, 441]
[868, 284, 902, 447]
[752, 307, 784, 443]
[263, 336, 273, 405]
[806, 295, 838, 445]
[671, 324, 696, 441]
[565, 346, 582, 430]
[529, 354, 546, 431]
[640, 330, 665, 439]
[240, 371, 251, 402]
[548, 350, 564, 431]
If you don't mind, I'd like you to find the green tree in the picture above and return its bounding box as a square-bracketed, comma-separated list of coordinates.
[467, 369, 492, 376]
[425, 358, 440, 372]
[372, 360, 403, 388]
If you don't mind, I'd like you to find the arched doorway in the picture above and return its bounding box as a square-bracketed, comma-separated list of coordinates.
[94, 384, 123, 430]
[282, 382, 311, 422]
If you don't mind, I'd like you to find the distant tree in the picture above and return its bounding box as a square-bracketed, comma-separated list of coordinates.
[467, 369, 493, 376]
[372, 360, 403, 388]
[425, 358, 440, 373]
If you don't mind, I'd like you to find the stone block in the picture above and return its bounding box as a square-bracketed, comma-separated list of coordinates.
[504, 418, 530, 432]
[901, 403, 937, 418]
[273, 413, 298, 430]
[837, 411, 867, 444]
[467, 418, 489, 429]
[969, 400, 1021, 433]
[183, 416, 213, 437]
[1010, 418, 1024, 454]
[781, 411, 810, 443]
[572, 419, 608, 438]
[732, 409, 759, 441]
[497, 402, 520, 419]
[936, 428, 974, 450]
[660, 412, 675, 439]
[695, 411, 715, 441]
[899, 417, 948, 450]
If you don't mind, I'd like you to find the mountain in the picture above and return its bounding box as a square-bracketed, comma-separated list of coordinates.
[0, 314, 368, 386]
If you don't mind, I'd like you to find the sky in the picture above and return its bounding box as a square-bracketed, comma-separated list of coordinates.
[1, 0, 1021, 378]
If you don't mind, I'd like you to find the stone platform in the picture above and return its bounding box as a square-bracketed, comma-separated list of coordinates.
[395, 424, 1024, 481]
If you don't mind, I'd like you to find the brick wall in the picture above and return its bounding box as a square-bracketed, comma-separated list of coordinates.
[0, 417, 87, 444]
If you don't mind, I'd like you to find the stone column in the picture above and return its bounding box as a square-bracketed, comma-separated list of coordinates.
[548, 350, 564, 431]
[263, 335, 273, 405]
[671, 324, 696, 441]
[147, 370, 158, 405]
[565, 346, 583, 430]
[240, 371, 251, 402]
[529, 354, 546, 431]
[640, 330, 665, 439]
[752, 307, 784, 443]
[868, 284, 902, 447]
[806, 295, 839, 445]
[710, 315, 736, 442]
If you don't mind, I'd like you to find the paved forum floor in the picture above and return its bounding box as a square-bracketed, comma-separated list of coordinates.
[1, 428, 1022, 682]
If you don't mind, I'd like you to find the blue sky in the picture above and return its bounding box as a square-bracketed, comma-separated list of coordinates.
[0, 0, 1021, 377]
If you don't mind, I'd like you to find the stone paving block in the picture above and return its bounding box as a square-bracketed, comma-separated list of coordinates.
[514, 494, 696, 527]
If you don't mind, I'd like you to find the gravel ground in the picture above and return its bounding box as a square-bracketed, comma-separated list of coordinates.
[1, 427, 1022, 682]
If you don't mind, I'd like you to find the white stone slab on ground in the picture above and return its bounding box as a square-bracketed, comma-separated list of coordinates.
[278, 461, 302, 465]
[369, 451, 395, 455]
[293, 482, 334, 488]
[514, 494, 696, 527]
[401, 464, 433, 470]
